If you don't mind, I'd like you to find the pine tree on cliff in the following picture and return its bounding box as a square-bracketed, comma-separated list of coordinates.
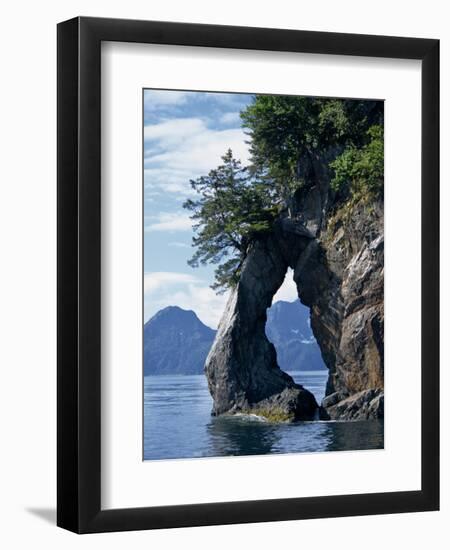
[183, 149, 278, 292]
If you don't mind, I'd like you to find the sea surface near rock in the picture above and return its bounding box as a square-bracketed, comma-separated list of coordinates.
[144, 371, 384, 460]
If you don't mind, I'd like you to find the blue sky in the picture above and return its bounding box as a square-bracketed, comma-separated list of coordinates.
[143, 89, 298, 328]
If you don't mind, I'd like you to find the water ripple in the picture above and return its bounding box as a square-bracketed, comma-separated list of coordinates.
[143, 372, 383, 460]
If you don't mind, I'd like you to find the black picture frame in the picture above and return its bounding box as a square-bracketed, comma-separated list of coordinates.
[57, 16, 439, 533]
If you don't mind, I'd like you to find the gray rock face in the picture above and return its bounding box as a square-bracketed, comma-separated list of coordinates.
[321, 389, 384, 420]
[205, 151, 384, 422]
[205, 235, 318, 421]
[294, 200, 384, 419]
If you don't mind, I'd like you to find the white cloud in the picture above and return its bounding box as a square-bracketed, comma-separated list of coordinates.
[272, 268, 299, 304]
[144, 117, 205, 145]
[219, 111, 241, 125]
[143, 168, 194, 197]
[143, 90, 189, 109]
[144, 272, 200, 293]
[144, 271, 228, 329]
[144, 212, 193, 232]
[144, 117, 250, 197]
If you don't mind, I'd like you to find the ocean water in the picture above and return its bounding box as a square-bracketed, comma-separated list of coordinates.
[143, 371, 384, 460]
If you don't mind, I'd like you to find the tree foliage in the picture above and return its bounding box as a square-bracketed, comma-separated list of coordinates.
[184, 96, 384, 291]
[240, 95, 383, 202]
[330, 124, 384, 199]
[183, 149, 278, 292]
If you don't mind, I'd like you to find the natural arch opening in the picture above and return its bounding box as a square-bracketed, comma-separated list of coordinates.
[204, 235, 319, 421]
[265, 268, 328, 404]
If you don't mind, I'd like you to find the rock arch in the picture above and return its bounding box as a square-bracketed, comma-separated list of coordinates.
[205, 167, 384, 422]
[205, 232, 318, 422]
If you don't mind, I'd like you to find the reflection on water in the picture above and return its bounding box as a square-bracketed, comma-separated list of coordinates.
[206, 416, 383, 457]
[207, 416, 281, 456]
[144, 372, 384, 461]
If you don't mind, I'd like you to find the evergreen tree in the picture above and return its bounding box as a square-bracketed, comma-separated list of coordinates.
[183, 149, 277, 292]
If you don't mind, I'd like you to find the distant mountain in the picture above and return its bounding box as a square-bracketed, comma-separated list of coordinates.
[265, 300, 326, 371]
[143, 306, 215, 375]
[144, 301, 326, 375]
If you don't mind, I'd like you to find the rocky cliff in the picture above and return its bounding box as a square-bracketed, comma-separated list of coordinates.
[205, 152, 384, 422]
[295, 198, 384, 420]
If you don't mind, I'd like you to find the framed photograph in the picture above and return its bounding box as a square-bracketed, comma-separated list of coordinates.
[57, 16, 439, 533]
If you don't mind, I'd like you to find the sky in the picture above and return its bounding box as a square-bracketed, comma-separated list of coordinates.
[143, 89, 298, 328]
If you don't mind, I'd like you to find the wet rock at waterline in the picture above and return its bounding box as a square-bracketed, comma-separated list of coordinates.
[321, 389, 384, 421]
